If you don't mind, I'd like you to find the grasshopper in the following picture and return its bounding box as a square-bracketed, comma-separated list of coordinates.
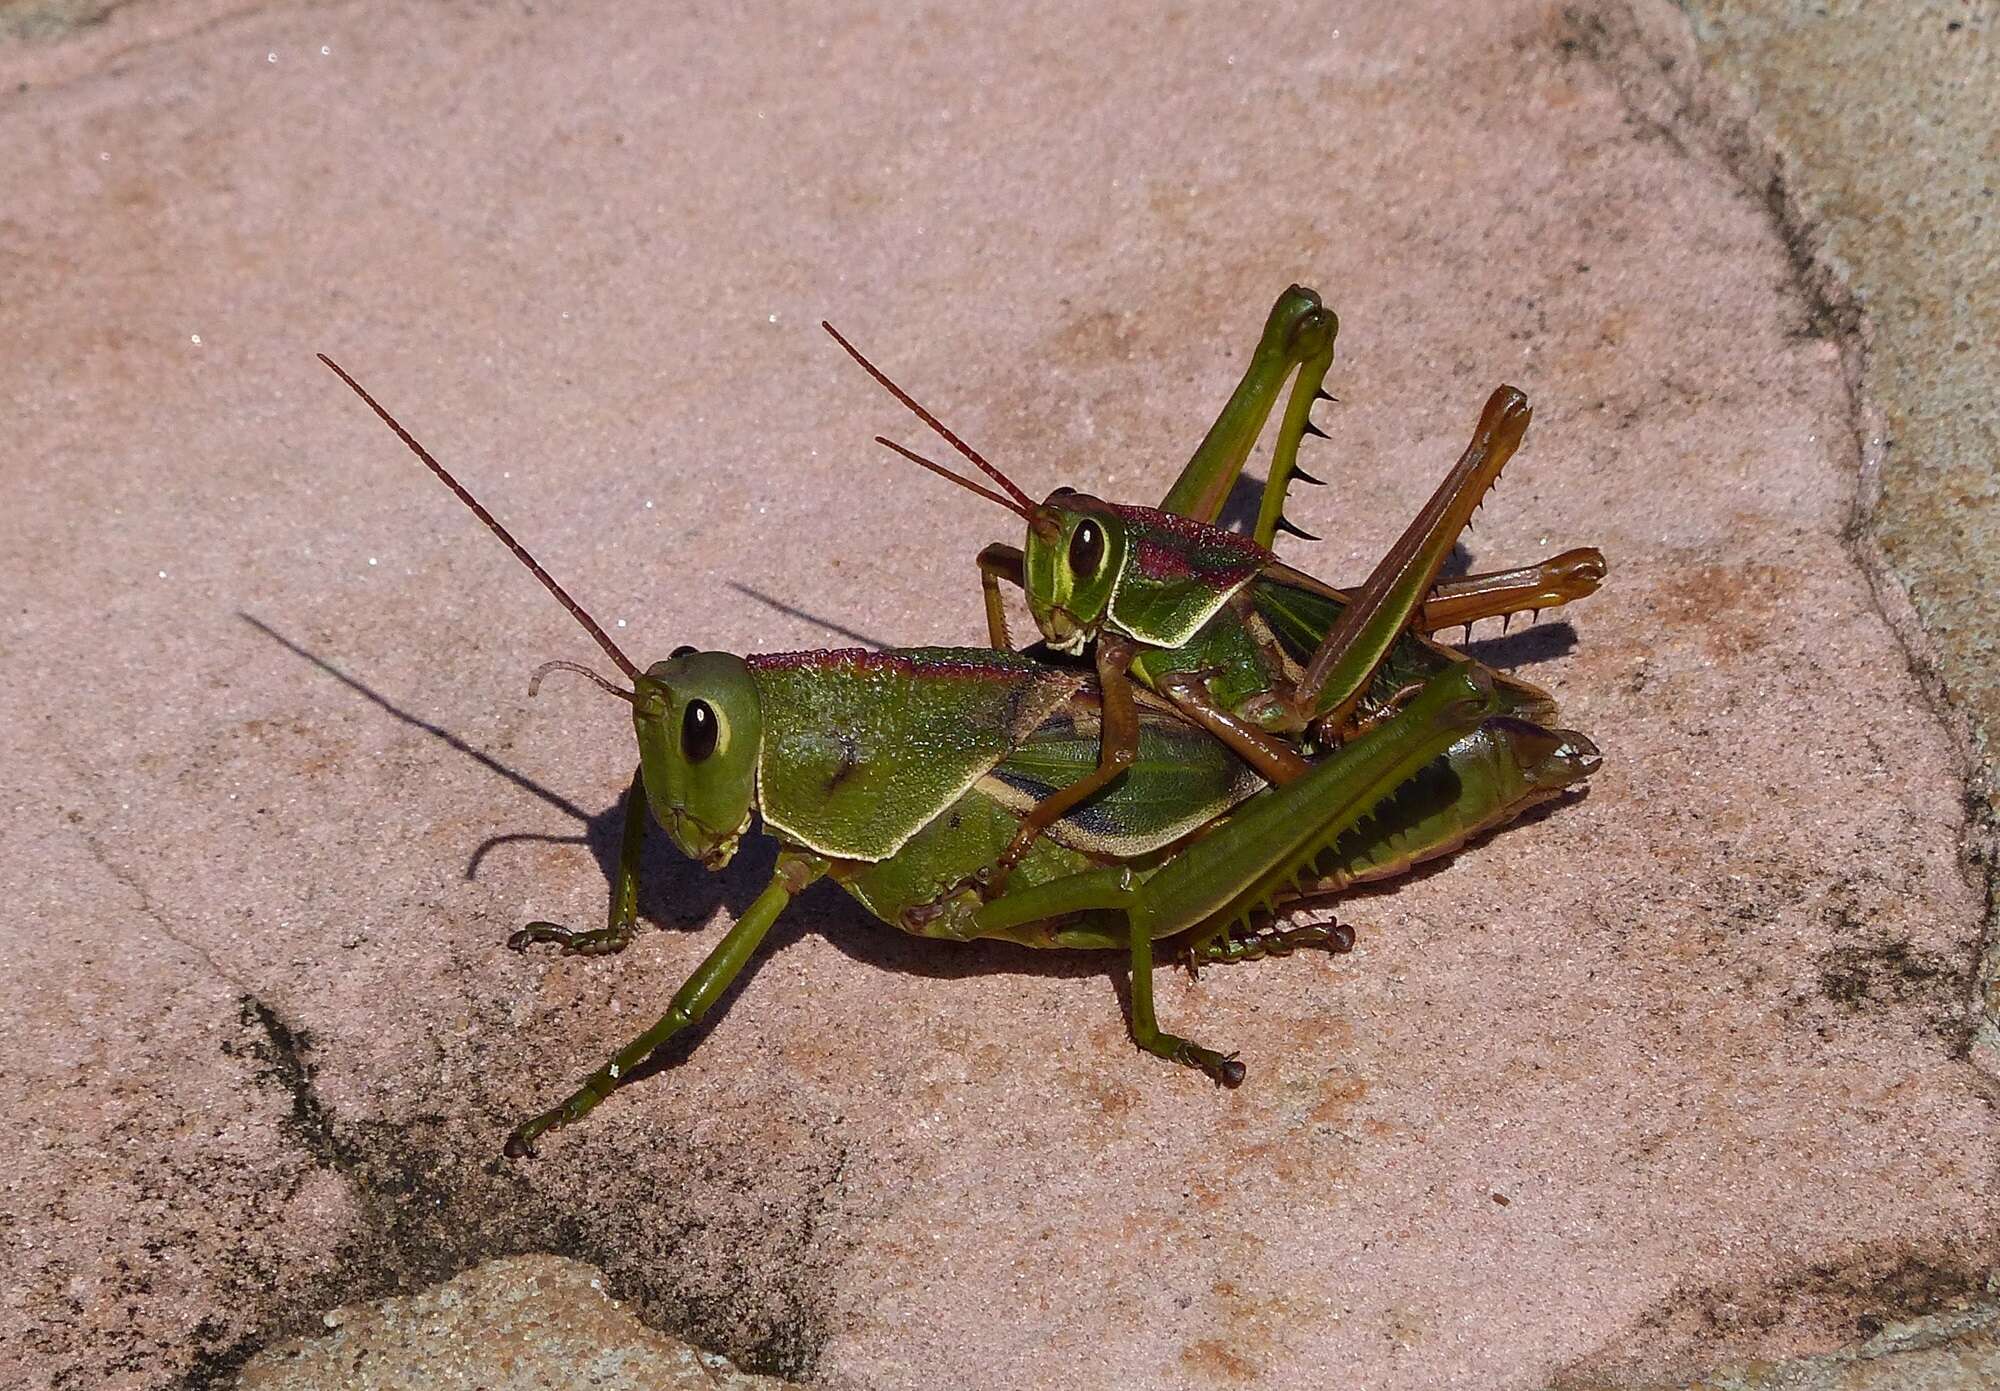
[320, 355, 1594, 1157]
[823, 286, 1605, 879]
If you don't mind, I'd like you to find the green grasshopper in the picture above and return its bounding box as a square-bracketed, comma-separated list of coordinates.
[320, 355, 1594, 1157]
[824, 286, 1605, 878]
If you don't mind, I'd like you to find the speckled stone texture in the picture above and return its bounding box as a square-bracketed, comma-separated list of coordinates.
[3, 2, 1995, 1389]
[1677, 1, 2000, 804]
[239, 1256, 796, 1390]
[1637, 1288, 2000, 1390]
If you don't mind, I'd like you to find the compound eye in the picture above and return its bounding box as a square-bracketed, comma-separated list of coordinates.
[681, 699, 719, 763]
[1068, 519, 1105, 578]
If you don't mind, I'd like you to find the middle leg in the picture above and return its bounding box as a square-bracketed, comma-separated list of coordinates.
[508, 766, 649, 956]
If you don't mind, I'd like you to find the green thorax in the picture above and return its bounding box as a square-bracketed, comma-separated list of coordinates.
[744, 647, 1083, 861]
[1081, 496, 1271, 648]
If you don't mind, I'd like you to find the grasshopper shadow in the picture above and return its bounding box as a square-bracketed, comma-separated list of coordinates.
[726, 582, 890, 649]
[239, 613, 767, 932]
[793, 880, 1107, 982]
[242, 615, 1106, 985]
[1461, 620, 1580, 669]
[620, 878, 1111, 1087]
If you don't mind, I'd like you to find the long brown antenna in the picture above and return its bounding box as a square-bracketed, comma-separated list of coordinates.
[318, 354, 643, 683]
[821, 321, 1038, 513]
[528, 659, 637, 702]
[874, 436, 1032, 518]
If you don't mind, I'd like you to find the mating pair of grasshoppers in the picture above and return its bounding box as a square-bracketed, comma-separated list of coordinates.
[321, 285, 1603, 1157]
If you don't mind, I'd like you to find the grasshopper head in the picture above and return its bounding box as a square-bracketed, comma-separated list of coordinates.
[1023, 493, 1127, 654]
[633, 651, 763, 869]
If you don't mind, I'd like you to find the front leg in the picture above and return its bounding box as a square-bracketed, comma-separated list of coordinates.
[1155, 666, 1311, 785]
[976, 543, 1025, 649]
[1128, 915, 1246, 1085]
[508, 767, 648, 956]
[968, 865, 1242, 1085]
[505, 851, 826, 1157]
[990, 635, 1145, 886]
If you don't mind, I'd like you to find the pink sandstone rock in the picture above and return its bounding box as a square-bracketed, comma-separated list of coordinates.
[2, 1, 1992, 1387]
[239, 1255, 796, 1390]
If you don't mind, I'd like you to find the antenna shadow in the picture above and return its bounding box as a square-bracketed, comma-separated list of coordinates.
[240, 613, 1103, 998]
[726, 582, 889, 650]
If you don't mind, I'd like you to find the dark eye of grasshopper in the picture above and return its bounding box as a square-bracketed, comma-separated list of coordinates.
[1069, 519, 1105, 578]
[681, 699, 719, 762]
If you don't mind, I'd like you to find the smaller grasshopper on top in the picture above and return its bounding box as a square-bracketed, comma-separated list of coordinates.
[824, 286, 1604, 884]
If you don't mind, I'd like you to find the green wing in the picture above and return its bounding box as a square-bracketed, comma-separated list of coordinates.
[982, 695, 1266, 857]
[747, 648, 1084, 860]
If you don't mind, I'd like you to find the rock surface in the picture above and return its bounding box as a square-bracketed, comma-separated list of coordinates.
[3, 2, 1995, 1389]
[238, 1255, 795, 1390]
[1642, 1287, 2000, 1391]
[1679, 0, 2000, 812]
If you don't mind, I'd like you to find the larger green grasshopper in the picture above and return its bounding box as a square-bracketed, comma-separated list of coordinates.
[320, 355, 1595, 1158]
[824, 287, 1605, 878]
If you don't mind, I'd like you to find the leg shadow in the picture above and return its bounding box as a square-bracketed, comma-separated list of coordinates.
[1460, 620, 1580, 669]
[238, 613, 769, 927]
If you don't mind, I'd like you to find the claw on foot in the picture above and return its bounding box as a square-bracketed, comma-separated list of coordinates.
[504, 1090, 594, 1160]
[1170, 1037, 1245, 1087]
[1192, 918, 1355, 965]
[507, 921, 569, 952]
[507, 921, 632, 956]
